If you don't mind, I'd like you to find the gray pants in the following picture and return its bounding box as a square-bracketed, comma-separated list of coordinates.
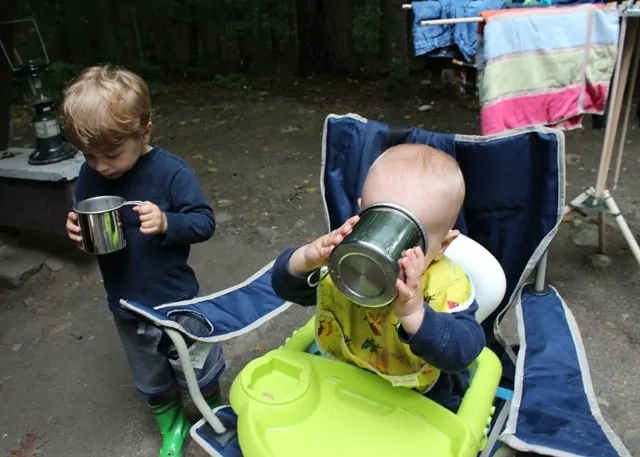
[113, 315, 225, 397]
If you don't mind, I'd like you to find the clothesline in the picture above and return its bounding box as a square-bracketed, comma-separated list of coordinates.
[401, 3, 483, 25]
[402, 2, 639, 26]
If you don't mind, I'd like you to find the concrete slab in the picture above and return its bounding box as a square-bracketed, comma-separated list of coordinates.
[0, 243, 47, 289]
[0, 148, 83, 181]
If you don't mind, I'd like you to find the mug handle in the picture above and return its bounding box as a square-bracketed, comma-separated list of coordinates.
[307, 266, 329, 287]
[120, 200, 145, 207]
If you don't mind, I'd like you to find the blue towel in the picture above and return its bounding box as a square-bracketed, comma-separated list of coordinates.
[411, 0, 507, 61]
[411, 0, 455, 57]
[454, 0, 506, 61]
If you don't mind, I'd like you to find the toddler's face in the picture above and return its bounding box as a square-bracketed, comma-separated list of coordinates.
[81, 124, 151, 179]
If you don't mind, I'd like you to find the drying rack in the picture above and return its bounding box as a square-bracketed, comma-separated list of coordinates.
[403, 2, 640, 268]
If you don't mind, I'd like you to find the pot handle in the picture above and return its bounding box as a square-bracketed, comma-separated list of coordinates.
[120, 200, 145, 207]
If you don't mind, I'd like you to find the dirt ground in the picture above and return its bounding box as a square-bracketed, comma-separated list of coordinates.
[0, 77, 639, 457]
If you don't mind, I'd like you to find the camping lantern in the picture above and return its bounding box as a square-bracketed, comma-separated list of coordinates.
[0, 18, 77, 165]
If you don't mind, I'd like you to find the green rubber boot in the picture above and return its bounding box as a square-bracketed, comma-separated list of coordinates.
[149, 397, 190, 457]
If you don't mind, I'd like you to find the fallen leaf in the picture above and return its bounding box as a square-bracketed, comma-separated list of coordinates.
[306, 187, 319, 193]
[10, 431, 42, 457]
[180, 121, 186, 125]
[280, 125, 301, 134]
[192, 154, 204, 160]
[562, 214, 575, 223]
[207, 167, 218, 173]
[192, 118, 201, 123]
[255, 345, 266, 352]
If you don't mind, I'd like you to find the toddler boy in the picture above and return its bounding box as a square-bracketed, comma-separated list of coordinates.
[63, 65, 224, 457]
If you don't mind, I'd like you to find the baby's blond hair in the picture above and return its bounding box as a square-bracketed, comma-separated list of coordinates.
[62, 65, 150, 152]
[362, 144, 465, 243]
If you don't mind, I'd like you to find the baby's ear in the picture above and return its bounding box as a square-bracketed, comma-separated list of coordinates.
[436, 230, 460, 258]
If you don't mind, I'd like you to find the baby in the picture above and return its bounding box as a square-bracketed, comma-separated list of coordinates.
[271, 144, 485, 411]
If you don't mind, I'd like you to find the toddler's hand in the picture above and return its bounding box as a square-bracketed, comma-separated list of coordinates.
[289, 215, 360, 276]
[133, 201, 167, 235]
[66, 211, 83, 247]
[393, 246, 426, 319]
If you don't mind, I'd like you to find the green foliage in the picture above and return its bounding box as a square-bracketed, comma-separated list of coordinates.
[10, 0, 412, 85]
[46, 61, 84, 95]
[353, 2, 383, 60]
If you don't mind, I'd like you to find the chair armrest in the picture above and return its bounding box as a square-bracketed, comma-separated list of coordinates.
[457, 347, 503, 450]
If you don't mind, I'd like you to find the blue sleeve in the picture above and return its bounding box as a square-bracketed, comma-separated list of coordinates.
[271, 247, 317, 307]
[163, 166, 215, 245]
[74, 164, 89, 202]
[398, 301, 485, 373]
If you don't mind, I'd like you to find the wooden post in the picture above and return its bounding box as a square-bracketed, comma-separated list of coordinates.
[0, 0, 17, 152]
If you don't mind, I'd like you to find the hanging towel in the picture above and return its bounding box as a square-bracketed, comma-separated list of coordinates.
[411, 0, 455, 56]
[477, 4, 619, 135]
[411, 0, 505, 60]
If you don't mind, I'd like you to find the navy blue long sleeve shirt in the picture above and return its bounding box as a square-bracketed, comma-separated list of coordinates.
[74, 146, 215, 318]
[271, 247, 486, 411]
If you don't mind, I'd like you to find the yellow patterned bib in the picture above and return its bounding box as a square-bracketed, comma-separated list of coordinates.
[315, 257, 474, 392]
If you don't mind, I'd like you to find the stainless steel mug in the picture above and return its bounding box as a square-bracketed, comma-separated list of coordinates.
[327, 203, 428, 307]
[73, 196, 143, 255]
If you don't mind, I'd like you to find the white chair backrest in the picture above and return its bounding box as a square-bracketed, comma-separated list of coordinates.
[444, 233, 506, 323]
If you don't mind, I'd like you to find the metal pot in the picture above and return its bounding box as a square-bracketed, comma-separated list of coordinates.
[73, 196, 143, 255]
[327, 203, 428, 308]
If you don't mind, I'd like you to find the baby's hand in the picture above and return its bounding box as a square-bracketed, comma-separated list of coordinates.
[66, 211, 83, 247]
[392, 246, 426, 319]
[133, 201, 167, 235]
[289, 215, 360, 276]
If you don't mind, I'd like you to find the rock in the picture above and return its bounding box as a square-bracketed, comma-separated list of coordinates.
[216, 211, 232, 224]
[23, 297, 35, 308]
[49, 321, 73, 336]
[589, 253, 612, 271]
[418, 104, 434, 112]
[44, 257, 64, 272]
[566, 153, 581, 165]
[571, 225, 598, 248]
[70, 331, 84, 340]
[0, 244, 46, 289]
[253, 226, 276, 245]
[12, 343, 21, 352]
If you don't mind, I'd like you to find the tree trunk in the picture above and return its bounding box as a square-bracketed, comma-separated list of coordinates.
[93, 0, 121, 63]
[0, 0, 18, 152]
[296, 0, 323, 75]
[384, 0, 410, 95]
[323, 0, 356, 75]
